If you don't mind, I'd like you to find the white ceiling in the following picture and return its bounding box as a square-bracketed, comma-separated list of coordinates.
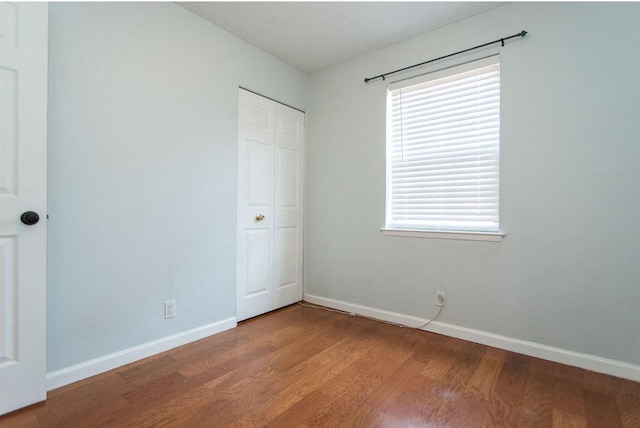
[178, 2, 504, 73]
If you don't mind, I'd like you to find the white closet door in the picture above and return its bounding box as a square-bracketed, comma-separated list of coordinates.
[0, 2, 48, 415]
[237, 89, 304, 321]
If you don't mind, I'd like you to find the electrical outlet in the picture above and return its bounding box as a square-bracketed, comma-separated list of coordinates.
[164, 300, 176, 319]
[436, 291, 446, 307]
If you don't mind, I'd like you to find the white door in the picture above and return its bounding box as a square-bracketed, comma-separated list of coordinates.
[0, 2, 48, 415]
[237, 89, 304, 321]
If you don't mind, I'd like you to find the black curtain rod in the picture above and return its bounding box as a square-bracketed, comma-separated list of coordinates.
[364, 30, 528, 83]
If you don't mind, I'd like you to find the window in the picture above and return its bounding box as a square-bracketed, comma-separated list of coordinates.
[384, 56, 502, 240]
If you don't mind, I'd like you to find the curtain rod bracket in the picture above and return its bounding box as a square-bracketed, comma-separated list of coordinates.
[363, 30, 528, 84]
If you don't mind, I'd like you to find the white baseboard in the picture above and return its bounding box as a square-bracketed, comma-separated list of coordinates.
[47, 317, 237, 391]
[304, 294, 640, 382]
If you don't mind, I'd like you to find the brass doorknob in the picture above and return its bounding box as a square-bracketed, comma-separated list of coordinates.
[255, 214, 265, 222]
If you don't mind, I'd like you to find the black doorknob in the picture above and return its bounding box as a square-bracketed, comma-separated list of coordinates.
[21, 211, 40, 225]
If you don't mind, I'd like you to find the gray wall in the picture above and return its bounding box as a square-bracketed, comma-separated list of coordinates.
[47, 2, 307, 372]
[305, 2, 640, 366]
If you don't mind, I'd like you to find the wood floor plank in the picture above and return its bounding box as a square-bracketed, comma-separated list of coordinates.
[37, 394, 130, 427]
[517, 377, 555, 427]
[552, 409, 587, 428]
[617, 388, 640, 428]
[339, 357, 428, 427]
[553, 379, 585, 417]
[265, 389, 334, 428]
[481, 352, 531, 426]
[0, 303, 637, 427]
[481, 389, 521, 427]
[464, 347, 508, 401]
[268, 315, 366, 372]
[439, 340, 485, 400]
[309, 351, 412, 426]
[405, 369, 453, 426]
[116, 354, 177, 381]
[185, 342, 278, 388]
[584, 389, 624, 428]
[495, 352, 531, 397]
[419, 344, 456, 381]
[258, 335, 387, 422]
[120, 371, 192, 406]
[528, 356, 561, 386]
[46, 371, 125, 400]
[120, 384, 227, 427]
[583, 369, 619, 395]
[25, 376, 125, 427]
[0, 406, 42, 428]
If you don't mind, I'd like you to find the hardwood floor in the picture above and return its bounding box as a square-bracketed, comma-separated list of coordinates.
[2, 303, 639, 427]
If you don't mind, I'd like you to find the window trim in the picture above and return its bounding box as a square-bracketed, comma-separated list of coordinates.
[380, 228, 504, 242]
[384, 55, 504, 240]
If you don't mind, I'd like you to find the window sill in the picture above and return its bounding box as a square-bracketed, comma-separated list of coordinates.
[380, 228, 505, 242]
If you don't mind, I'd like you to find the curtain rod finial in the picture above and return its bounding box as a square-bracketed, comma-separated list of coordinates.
[520, 30, 528, 37]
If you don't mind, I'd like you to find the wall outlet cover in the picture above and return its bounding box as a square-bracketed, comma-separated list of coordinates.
[164, 300, 176, 319]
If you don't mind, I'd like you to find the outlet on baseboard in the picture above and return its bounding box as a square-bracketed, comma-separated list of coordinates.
[164, 300, 176, 319]
[436, 291, 446, 307]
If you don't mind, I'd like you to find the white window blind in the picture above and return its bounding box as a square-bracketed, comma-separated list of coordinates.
[386, 56, 500, 233]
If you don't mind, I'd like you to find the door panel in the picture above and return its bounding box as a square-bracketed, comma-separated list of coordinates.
[0, 3, 17, 46]
[247, 141, 271, 207]
[245, 229, 270, 296]
[276, 114, 299, 141]
[0, 67, 17, 196]
[275, 227, 297, 289]
[277, 148, 298, 208]
[0, 2, 47, 415]
[0, 236, 16, 362]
